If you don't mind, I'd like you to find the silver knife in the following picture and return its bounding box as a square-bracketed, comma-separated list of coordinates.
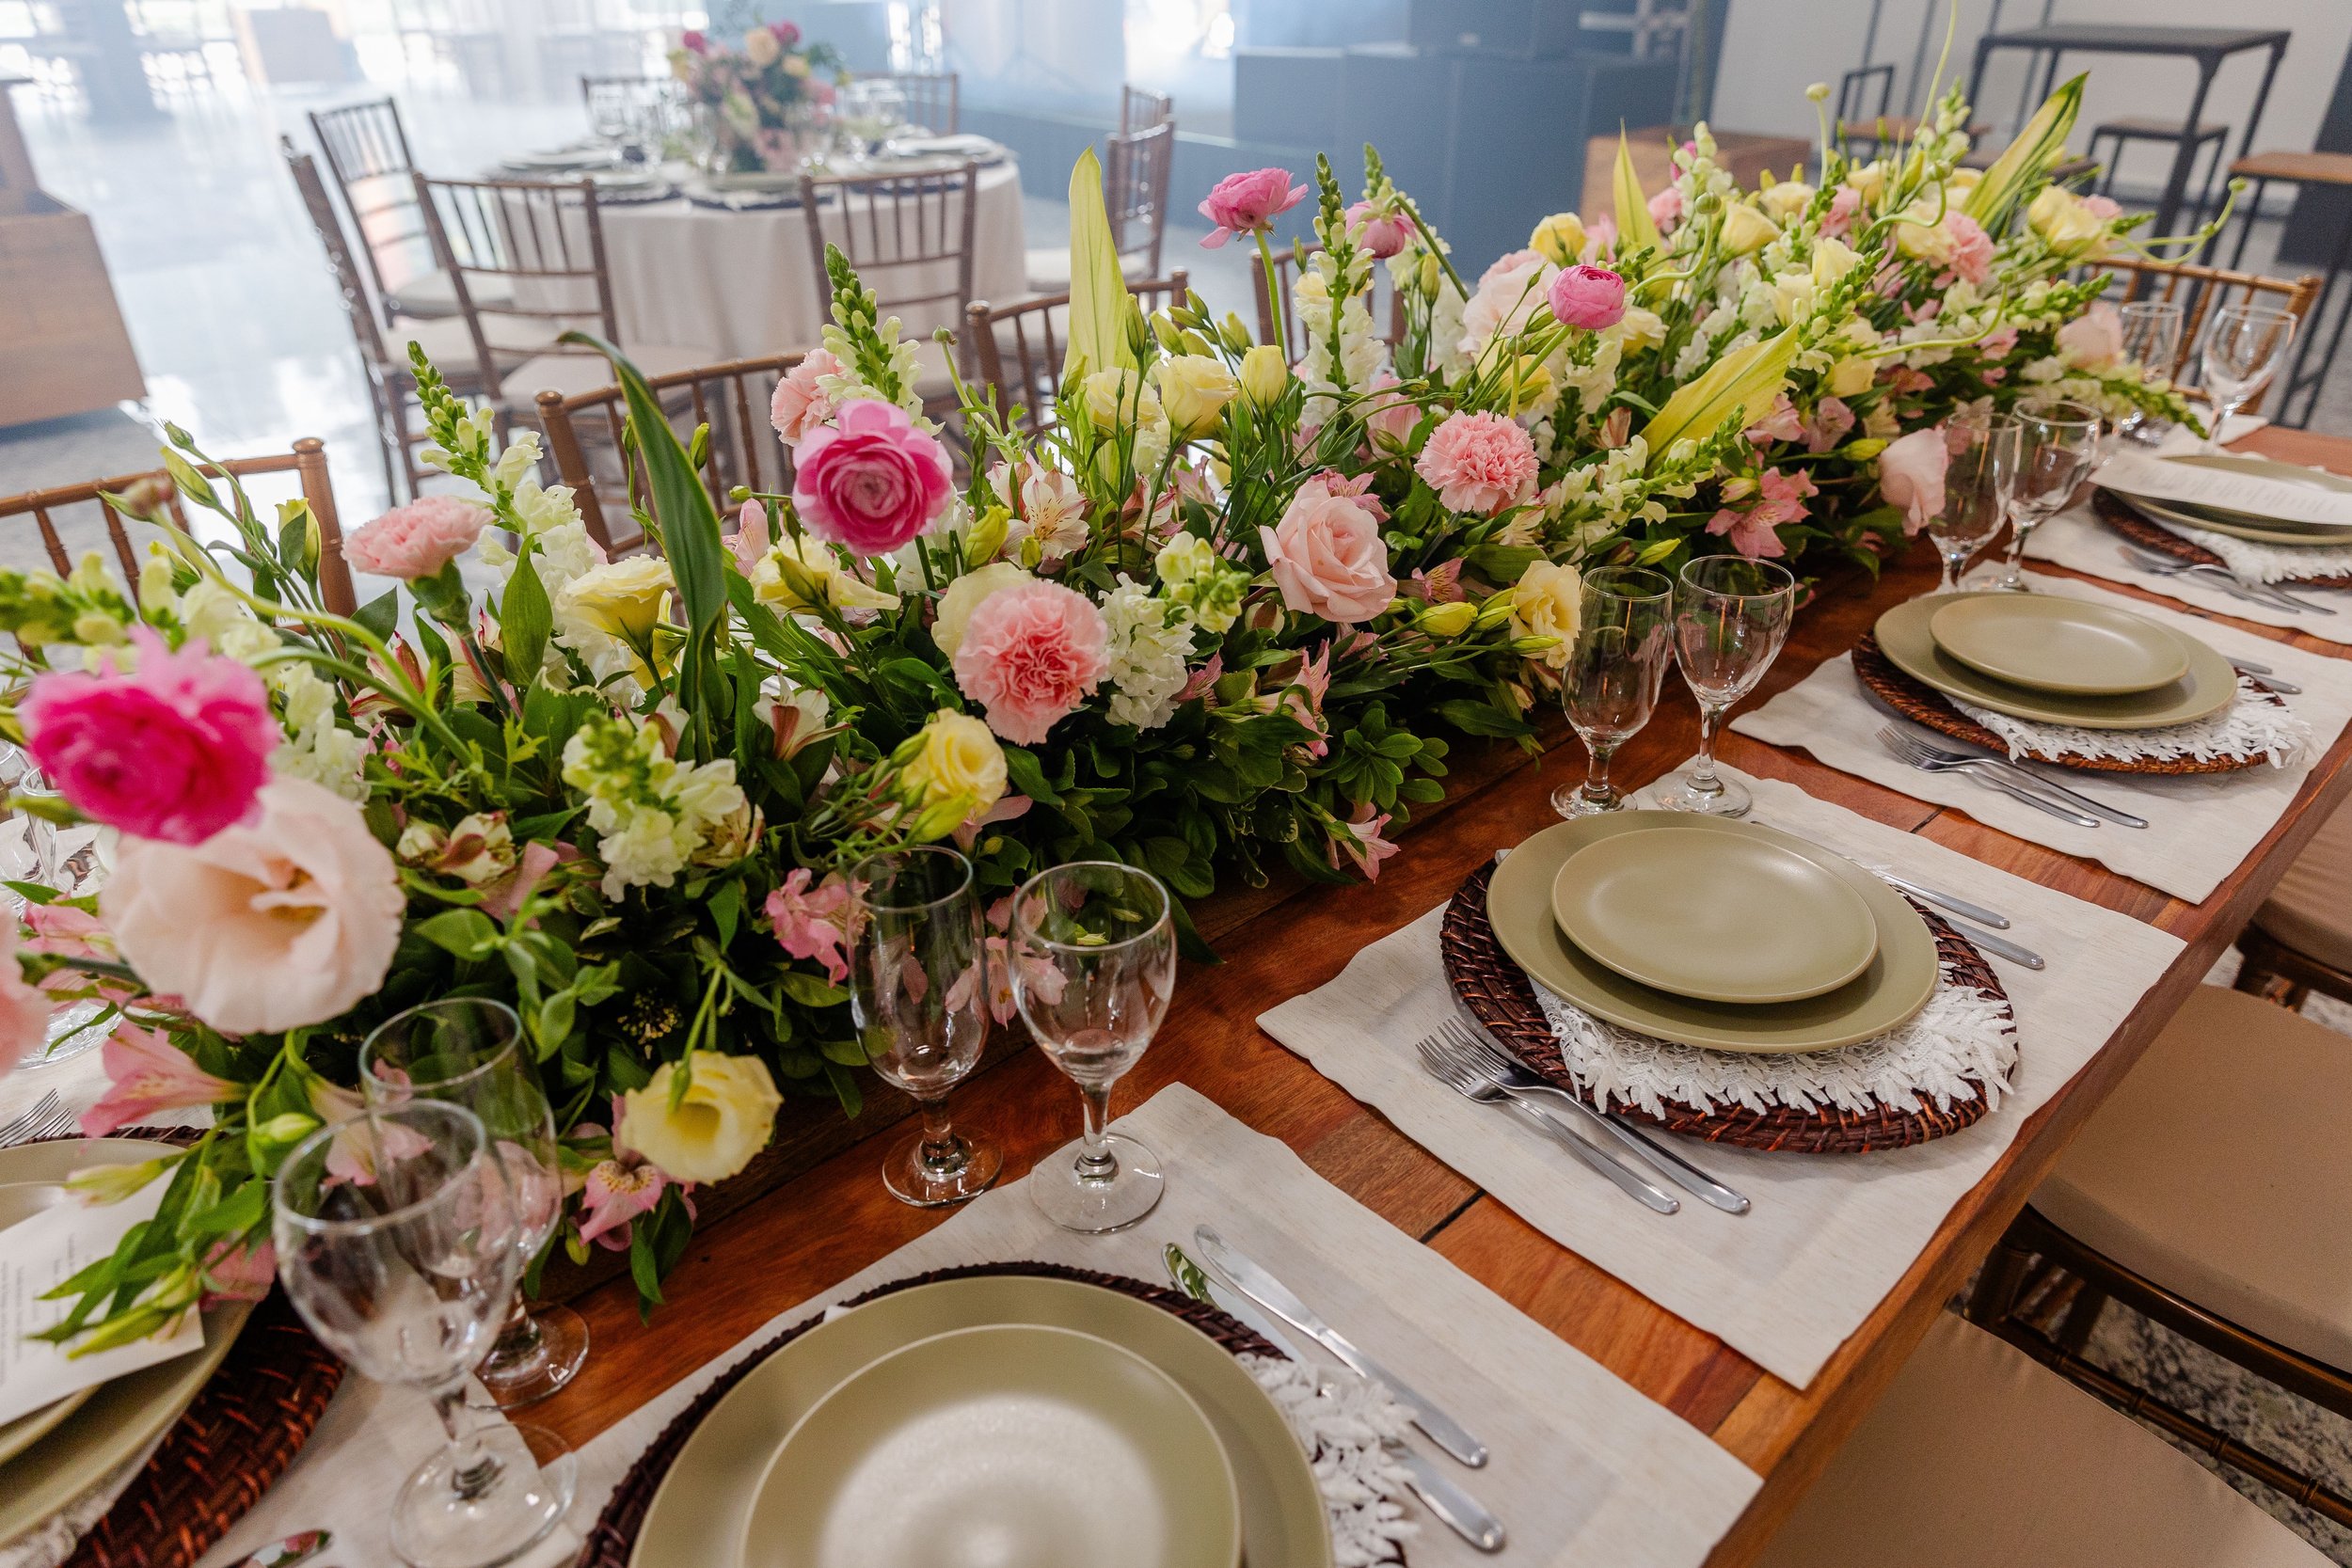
[1948, 918, 2044, 970]
[1194, 1226, 1488, 1467]
[1879, 873, 2011, 929]
[1974, 759, 2150, 830]
[1164, 1246, 1506, 1553]
[236, 1532, 331, 1568]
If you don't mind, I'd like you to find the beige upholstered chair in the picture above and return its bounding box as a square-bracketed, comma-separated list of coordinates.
[1756, 1311, 2327, 1567]
[2234, 799, 2352, 1007]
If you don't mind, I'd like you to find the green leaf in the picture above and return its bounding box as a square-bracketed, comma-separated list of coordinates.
[1613, 132, 1661, 253]
[1436, 698, 1534, 738]
[353, 590, 400, 646]
[708, 879, 742, 949]
[1064, 147, 1134, 379]
[778, 970, 850, 1008]
[1644, 328, 1802, 462]
[1001, 745, 1062, 807]
[413, 909, 502, 961]
[501, 546, 552, 690]
[1965, 73, 2086, 233]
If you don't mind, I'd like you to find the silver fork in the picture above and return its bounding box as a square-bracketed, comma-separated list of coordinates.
[2120, 547, 2337, 615]
[1877, 726, 2103, 829]
[0, 1090, 72, 1148]
[1416, 1031, 1679, 1214]
[1879, 726, 2148, 829]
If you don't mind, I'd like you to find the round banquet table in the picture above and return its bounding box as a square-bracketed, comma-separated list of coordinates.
[597, 159, 1030, 362]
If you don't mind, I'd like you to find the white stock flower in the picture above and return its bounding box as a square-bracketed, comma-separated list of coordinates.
[1100, 575, 1194, 732]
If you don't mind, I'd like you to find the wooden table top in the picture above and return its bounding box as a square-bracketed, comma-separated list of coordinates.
[529, 426, 2352, 1564]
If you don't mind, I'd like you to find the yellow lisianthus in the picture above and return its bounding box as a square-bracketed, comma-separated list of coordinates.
[1719, 202, 1779, 257]
[618, 1052, 782, 1184]
[560, 556, 673, 643]
[899, 707, 1008, 820]
[1529, 211, 1587, 265]
[1509, 560, 1582, 669]
[1152, 354, 1237, 438]
[1238, 344, 1288, 409]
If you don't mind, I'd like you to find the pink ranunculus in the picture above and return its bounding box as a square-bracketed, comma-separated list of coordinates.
[1822, 185, 1863, 237]
[1361, 372, 1422, 451]
[1344, 199, 1413, 259]
[770, 348, 844, 444]
[765, 867, 855, 984]
[1647, 186, 1684, 234]
[78, 1022, 236, 1137]
[0, 923, 47, 1080]
[1260, 490, 1397, 626]
[2058, 301, 2126, 369]
[1327, 803, 1398, 880]
[769, 19, 800, 45]
[22, 627, 277, 846]
[1197, 167, 1307, 248]
[790, 398, 953, 556]
[950, 579, 1111, 744]
[680, 27, 707, 53]
[343, 495, 488, 580]
[1549, 263, 1627, 330]
[1415, 411, 1539, 517]
[1878, 425, 1949, 535]
[1939, 213, 1994, 287]
[1804, 396, 1857, 454]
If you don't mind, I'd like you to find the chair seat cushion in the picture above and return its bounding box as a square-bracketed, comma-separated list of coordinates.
[2035, 984, 2352, 1372]
[1024, 245, 1151, 292]
[380, 315, 480, 381]
[385, 269, 515, 318]
[500, 343, 720, 406]
[1756, 1312, 2327, 1568]
[2252, 797, 2352, 974]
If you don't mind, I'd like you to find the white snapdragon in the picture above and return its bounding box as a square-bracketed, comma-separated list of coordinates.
[1099, 575, 1195, 732]
[817, 319, 930, 428]
[560, 713, 748, 897]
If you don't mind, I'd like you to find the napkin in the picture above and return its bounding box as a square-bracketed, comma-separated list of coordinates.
[0, 1180, 204, 1427]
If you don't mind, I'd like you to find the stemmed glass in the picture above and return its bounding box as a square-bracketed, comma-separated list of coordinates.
[1983, 400, 2100, 592]
[1927, 412, 2020, 594]
[846, 846, 1002, 1208]
[1648, 556, 1797, 818]
[1551, 566, 1674, 817]
[2115, 300, 2185, 447]
[1009, 862, 1177, 1234]
[273, 1101, 577, 1568]
[2201, 303, 2298, 451]
[361, 999, 588, 1412]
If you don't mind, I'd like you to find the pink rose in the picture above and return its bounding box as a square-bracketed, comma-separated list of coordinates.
[680, 27, 707, 53]
[1260, 490, 1397, 625]
[950, 579, 1111, 743]
[1878, 425, 1949, 535]
[1198, 167, 1307, 248]
[791, 398, 953, 556]
[1939, 213, 1994, 287]
[1647, 186, 1684, 234]
[1549, 263, 1627, 330]
[99, 776, 405, 1035]
[1415, 411, 1538, 517]
[770, 19, 799, 45]
[1344, 199, 1413, 259]
[0, 923, 47, 1081]
[22, 627, 276, 846]
[1458, 248, 1555, 355]
[2057, 302, 2125, 370]
[771, 348, 844, 444]
[344, 495, 486, 580]
[78, 1021, 235, 1136]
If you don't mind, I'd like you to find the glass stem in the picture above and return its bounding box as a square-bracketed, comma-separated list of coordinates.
[1691, 702, 1727, 792]
[484, 1296, 542, 1373]
[916, 1095, 965, 1175]
[1074, 1083, 1117, 1184]
[428, 1377, 504, 1501]
[1581, 738, 1619, 805]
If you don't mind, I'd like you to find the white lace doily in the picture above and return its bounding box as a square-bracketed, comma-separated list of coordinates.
[1243, 1355, 1417, 1567]
[0, 1434, 164, 1568]
[2148, 514, 2352, 586]
[1951, 677, 2310, 768]
[1534, 964, 2018, 1119]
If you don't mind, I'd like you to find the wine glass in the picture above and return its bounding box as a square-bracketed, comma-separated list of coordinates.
[2201, 303, 2297, 451]
[1927, 412, 2020, 594]
[1009, 862, 1177, 1234]
[1648, 556, 1797, 818]
[1551, 566, 1674, 818]
[273, 1101, 578, 1568]
[361, 999, 587, 1411]
[846, 846, 1002, 1208]
[1983, 400, 2100, 593]
[2114, 300, 2185, 447]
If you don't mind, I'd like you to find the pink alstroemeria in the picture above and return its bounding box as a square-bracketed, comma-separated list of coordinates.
[951, 792, 1032, 851]
[1742, 394, 1806, 447]
[766, 868, 855, 984]
[576, 1157, 669, 1249]
[1327, 805, 1399, 880]
[480, 841, 569, 923]
[1175, 654, 1224, 706]
[78, 1022, 235, 1137]
[309, 1079, 432, 1187]
[1804, 397, 1857, 454]
[976, 933, 1067, 1025]
[728, 499, 772, 573]
[1275, 643, 1333, 759]
[1706, 467, 1818, 561]
[199, 1237, 277, 1305]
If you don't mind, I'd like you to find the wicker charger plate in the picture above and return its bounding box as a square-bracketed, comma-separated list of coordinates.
[1441, 863, 2012, 1154]
[2090, 488, 2352, 590]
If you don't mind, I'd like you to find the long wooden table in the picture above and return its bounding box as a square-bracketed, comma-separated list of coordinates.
[531, 426, 2352, 1563]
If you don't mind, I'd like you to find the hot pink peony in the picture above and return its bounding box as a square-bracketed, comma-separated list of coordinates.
[344, 495, 488, 579]
[1198, 167, 1307, 248]
[1415, 411, 1539, 517]
[1260, 490, 1397, 625]
[791, 398, 953, 556]
[1878, 426, 1950, 535]
[22, 627, 277, 846]
[1344, 199, 1413, 259]
[79, 1021, 236, 1137]
[770, 349, 844, 444]
[1549, 263, 1627, 330]
[950, 579, 1111, 744]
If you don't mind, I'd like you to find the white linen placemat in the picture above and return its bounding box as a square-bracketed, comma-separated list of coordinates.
[195, 1084, 1760, 1568]
[2024, 501, 2352, 642]
[1257, 768, 2183, 1388]
[1729, 574, 2352, 904]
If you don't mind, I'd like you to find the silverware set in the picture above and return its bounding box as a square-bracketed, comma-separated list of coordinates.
[2119, 546, 2338, 616]
[1877, 725, 2146, 833]
[0, 1090, 71, 1148]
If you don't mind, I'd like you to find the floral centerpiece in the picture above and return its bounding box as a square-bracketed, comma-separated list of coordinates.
[671, 12, 841, 174]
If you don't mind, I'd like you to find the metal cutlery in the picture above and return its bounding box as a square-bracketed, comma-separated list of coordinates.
[1877, 728, 2148, 830]
[2121, 547, 2336, 615]
[0, 1090, 72, 1148]
[1435, 1016, 1749, 1215]
[1164, 1245, 1505, 1553]
[233, 1532, 331, 1568]
[1876, 727, 2104, 828]
[1193, 1226, 1489, 1467]
[2230, 659, 2301, 694]
[1943, 920, 2044, 970]
[1417, 1031, 1679, 1215]
[1878, 873, 2010, 929]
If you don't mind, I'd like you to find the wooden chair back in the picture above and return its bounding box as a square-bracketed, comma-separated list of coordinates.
[1250, 242, 1406, 362]
[0, 440, 356, 616]
[534, 354, 806, 554]
[413, 172, 618, 398]
[308, 97, 429, 322]
[580, 73, 685, 143]
[961, 272, 1191, 434]
[1120, 84, 1173, 134]
[799, 160, 980, 336]
[875, 71, 958, 135]
[2083, 256, 2322, 415]
[1106, 121, 1175, 280]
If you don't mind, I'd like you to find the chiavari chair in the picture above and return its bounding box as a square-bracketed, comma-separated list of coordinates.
[2083, 256, 2321, 417]
[1249, 240, 1407, 363]
[874, 71, 958, 135]
[961, 271, 1190, 435]
[800, 160, 980, 414]
[308, 97, 505, 327]
[1027, 121, 1175, 292]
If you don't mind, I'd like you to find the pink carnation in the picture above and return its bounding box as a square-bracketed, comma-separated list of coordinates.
[1878, 425, 1949, 535]
[771, 349, 844, 444]
[1549, 263, 1627, 330]
[344, 495, 486, 580]
[1940, 213, 1994, 287]
[950, 579, 1110, 744]
[790, 398, 953, 556]
[22, 627, 276, 846]
[1415, 411, 1538, 517]
[1647, 186, 1684, 234]
[1344, 199, 1413, 259]
[1198, 167, 1306, 248]
[1261, 491, 1396, 625]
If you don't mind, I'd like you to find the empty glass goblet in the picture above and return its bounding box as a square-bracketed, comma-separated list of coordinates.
[847, 845, 1002, 1208]
[1552, 566, 1674, 818]
[273, 1101, 577, 1568]
[1009, 862, 1177, 1234]
[1927, 412, 2020, 594]
[1984, 399, 2100, 592]
[2201, 303, 2297, 451]
[1648, 555, 1797, 818]
[361, 998, 587, 1411]
[2115, 300, 2185, 446]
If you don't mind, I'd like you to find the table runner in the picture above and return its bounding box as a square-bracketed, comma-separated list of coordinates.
[194, 1085, 1760, 1568]
[1730, 574, 2352, 904]
[1257, 768, 2182, 1387]
[2025, 500, 2352, 643]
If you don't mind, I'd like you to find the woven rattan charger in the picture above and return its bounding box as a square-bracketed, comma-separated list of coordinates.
[2090, 487, 2352, 591]
[1441, 863, 2013, 1155]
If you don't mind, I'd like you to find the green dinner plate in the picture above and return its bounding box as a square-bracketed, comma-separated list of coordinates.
[1491, 815, 1939, 1053]
[0, 1140, 253, 1544]
[629, 1275, 1331, 1568]
[2103, 454, 2352, 546]
[1928, 593, 2189, 695]
[1550, 827, 1878, 1004]
[739, 1323, 1241, 1568]
[1875, 593, 2238, 730]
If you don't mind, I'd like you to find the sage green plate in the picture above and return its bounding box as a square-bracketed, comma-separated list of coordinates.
[739, 1323, 1241, 1568]
[1928, 593, 2189, 695]
[1876, 593, 2237, 730]
[631, 1275, 1330, 1568]
[1550, 827, 1879, 1004]
[2106, 454, 2352, 546]
[0, 1141, 252, 1544]
[1492, 815, 1939, 1053]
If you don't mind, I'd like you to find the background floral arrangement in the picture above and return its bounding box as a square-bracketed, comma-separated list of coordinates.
[671, 8, 842, 173]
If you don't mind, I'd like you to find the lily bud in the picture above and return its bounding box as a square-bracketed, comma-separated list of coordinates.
[1418, 599, 1477, 638]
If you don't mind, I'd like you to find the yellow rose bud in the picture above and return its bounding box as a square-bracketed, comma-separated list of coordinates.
[1828, 355, 1878, 398]
[1238, 344, 1289, 409]
[963, 505, 1011, 566]
[1507, 560, 1582, 670]
[1612, 306, 1666, 354]
[1529, 211, 1587, 266]
[1845, 160, 1889, 206]
[1418, 599, 1477, 638]
[617, 1052, 782, 1185]
[2027, 186, 2106, 253]
[1769, 270, 1818, 327]
[1719, 202, 1780, 257]
[931, 562, 1031, 658]
[1152, 354, 1237, 439]
[900, 707, 1008, 819]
